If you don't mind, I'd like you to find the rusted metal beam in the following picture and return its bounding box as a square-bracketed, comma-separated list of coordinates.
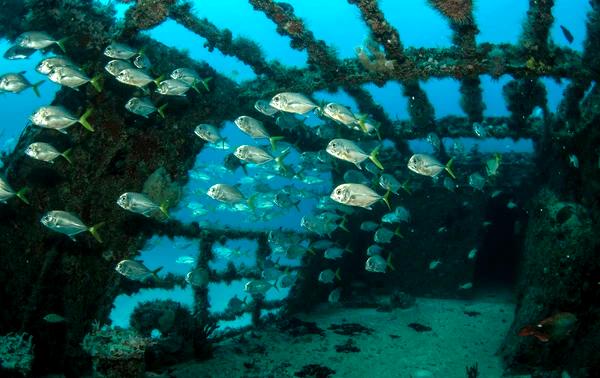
[520, 0, 555, 59]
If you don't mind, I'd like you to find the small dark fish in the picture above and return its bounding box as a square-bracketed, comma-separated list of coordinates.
[4, 45, 36, 60]
[408, 323, 432, 332]
[560, 25, 574, 44]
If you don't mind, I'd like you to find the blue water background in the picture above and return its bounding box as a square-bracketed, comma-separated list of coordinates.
[0, 0, 590, 329]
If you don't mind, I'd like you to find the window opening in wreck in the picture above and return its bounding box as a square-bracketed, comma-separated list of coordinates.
[209, 238, 257, 272]
[475, 1, 529, 45]
[550, 0, 592, 51]
[147, 20, 258, 83]
[421, 78, 465, 117]
[363, 82, 409, 120]
[188, 0, 308, 67]
[381, 0, 452, 48]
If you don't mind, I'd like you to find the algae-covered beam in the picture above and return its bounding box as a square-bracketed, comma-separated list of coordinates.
[520, 0, 555, 59]
[427, 0, 485, 123]
[348, 0, 435, 132]
[248, 0, 343, 81]
[169, 2, 279, 78]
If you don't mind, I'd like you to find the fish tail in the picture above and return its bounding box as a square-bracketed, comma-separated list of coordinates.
[335, 267, 342, 281]
[382, 189, 391, 210]
[356, 114, 369, 134]
[190, 80, 201, 94]
[90, 74, 103, 93]
[307, 248, 316, 255]
[61, 148, 73, 164]
[394, 227, 404, 239]
[159, 202, 170, 218]
[445, 158, 456, 179]
[401, 179, 412, 195]
[269, 136, 285, 151]
[88, 222, 105, 243]
[369, 146, 384, 170]
[31, 80, 44, 97]
[344, 243, 353, 254]
[151, 266, 163, 280]
[56, 37, 69, 53]
[16, 187, 30, 205]
[293, 200, 301, 212]
[78, 108, 94, 132]
[157, 103, 167, 119]
[201, 77, 212, 91]
[153, 74, 165, 86]
[339, 215, 350, 232]
[272, 279, 279, 292]
[275, 147, 290, 172]
[247, 193, 258, 211]
[387, 253, 395, 271]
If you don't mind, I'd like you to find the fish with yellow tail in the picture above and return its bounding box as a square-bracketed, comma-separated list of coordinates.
[25, 142, 72, 164]
[30, 106, 95, 133]
[16, 31, 68, 52]
[330, 183, 390, 210]
[269, 92, 319, 115]
[117, 192, 169, 218]
[0, 72, 44, 97]
[365, 254, 394, 273]
[407, 154, 456, 179]
[115, 260, 162, 282]
[326, 138, 384, 170]
[234, 145, 290, 172]
[518, 312, 577, 342]
[0, 176, 29, 205]
[40, 210, 103, 242]
[234, 115, 284, 150]
[207, 183, 256, 210]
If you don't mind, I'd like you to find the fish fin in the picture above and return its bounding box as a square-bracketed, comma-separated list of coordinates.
[159, 202, 170, 218]
[88, 222, 105, 243]
[275, 147, 290, 172]
[16, 187, 30, 205]
[153, 74, 165, 86]
[344, 243, 352, 254]
[61, 148, 73, 164]
[387, 253, 395, 271]
[445, 158, 456, 179]
[31, 80, 44, 97]
[190, 80, 201, 94]
[382, 190, 391, 210]
[200, 77, 212, 91]
[369, 146, 384, 170]
[247, 193, 258, 211]
[272, 279, 279, 292]
[90, 74, 103, 93]
[335, 267, 341, 281]
[56, 37, 69, 53]
[356, 114, 369, 134]
[241, 162, 248, 175]
[78, 108, 94, 132]
[401, 179, 412, 195]
[307, 248, 316, 255]
[269, 136, 285, 151]
[339, 215, 350, 232]
[151, 266, 163, 280]
[57, 128, 68, 134]
[293, 200, 301, 212]
[394, 227, 404, 239]
[157, 103, 167, 119]
[354, 162, 362, 170]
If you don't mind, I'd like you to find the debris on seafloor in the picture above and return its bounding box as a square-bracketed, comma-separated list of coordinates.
[328, 322, 374, 336]
[408, 322, 433, 332]
[278, 317, 325, 337]
[335, 338, 360, 353]
[294, 364, 336, 378]
[0, 333, 33, 376]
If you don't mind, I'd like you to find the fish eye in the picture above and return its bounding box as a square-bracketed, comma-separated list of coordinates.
[336, 189, 341, 195]
[273, 95, 279, 102]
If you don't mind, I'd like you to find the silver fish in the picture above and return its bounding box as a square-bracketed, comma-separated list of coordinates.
[156, 79, 191, 96]
[468, 172, 486, 191]
[262, 267, 283, 281]
[407, 154, 455, 179]
[300, 215, 338, 236]
[176, 256, 195, 264]
[324, 247, 345, 260]
[310, 239, 334, 251]
[25, 142, 72, 164]
[318, 268, 340, 284]
[133, 53, 151, 69]
[36, 56, 76, 75]
[269, 92, 318, 115]
[234, 145, 276, 165]
[328, 288, 342, 303]
[43, 313, 66, 323]
[254, 99, 278, 116]
[104, 42, 138, 59]
[473, 122, 488, 138]
[186, 268, 210, 287]
[30, 106, 94, 133]
[0, 72, 43, 97]
[274, 189, 300, 210]
[330, 183, 389, 210]
[0, 176, 28, 204]
[326, 139, 383, 170]
[207, 183, 247, 204]
[323, 103, 357, 126]
[117, 192, 168, 218]
[48, 66, 100, 92]
[443, 177, 457, 192]
[171, 68, 210, 90]
[426, 132, 441, 151]
[244, 279, 276, 294]
[344, 170, 370, 185]
[366, 244, 383, 256]
[125, 97, 166, 118]
[116, 68, 157, 88]
[365, 254, 393, 273]
[16, 31, 66, 52]
[378, 173, 401, 194]
[360, 221, 379, 232]
[234, 116, 284, 150]
[227, 295, 247, 312]
[4, 45, 36, 60]
[115, 260, 161, 282]
[194, 124, 224, 144]
[104, 59, 134, 77]
[374, 227, 402, 244]
[485, 154, 501, 176]
[40, 210, 102, 242]
[279, 273, 296, 288]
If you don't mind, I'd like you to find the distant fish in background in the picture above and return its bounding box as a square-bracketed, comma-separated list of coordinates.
[0, 72, 44, 97]
[407, 154, 456, 179]
[560, 25, 574, 44]
[0, 176, 29, 204]
[518, 312, 577, 342]
[104, 42, 138, 59]
[43, 313, 66, 323]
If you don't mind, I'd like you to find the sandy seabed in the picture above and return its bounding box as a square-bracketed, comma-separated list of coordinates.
[168, 296, 515, 378]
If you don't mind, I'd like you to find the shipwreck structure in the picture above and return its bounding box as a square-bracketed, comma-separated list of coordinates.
[0, 0, 599, 376]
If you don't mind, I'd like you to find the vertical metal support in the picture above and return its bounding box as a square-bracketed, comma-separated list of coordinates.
[251, 234, 270, 326]
[193, 237, 214, 325]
